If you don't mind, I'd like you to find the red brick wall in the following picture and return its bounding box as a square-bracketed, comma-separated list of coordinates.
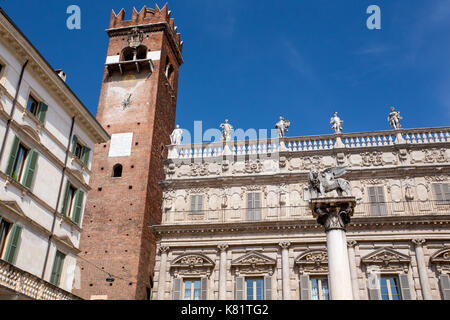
[74, 8, 181, 300]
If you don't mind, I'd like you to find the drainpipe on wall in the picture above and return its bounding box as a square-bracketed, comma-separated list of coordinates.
[0, 59, 28, 160]
[41, 116, 75, 279]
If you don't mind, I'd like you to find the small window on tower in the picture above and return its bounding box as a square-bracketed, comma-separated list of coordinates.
[122, 47, 135, 62]
[166, 64, 174, 80]
[136, 45, 147, 60]
[113, 164, 123, 178]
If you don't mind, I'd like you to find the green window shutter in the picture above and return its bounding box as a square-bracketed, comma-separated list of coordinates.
[61, 181, 71, 216]
[200, 277, 208, 300]
[3, 224, 22, 264]
[81, 146, 90, 166]
[173, 278, 182, 300]
[398, 274, 413, 300]
[37, 102, 48, 123]
[50, 251, 65, 286]
[264, 276, 272, 300]
[235, 277, 244, 300]
[299, 275, 310, 300]
[22, 150, 39, 189]
[72, 190, 84, 224]
[5, 136, 20, 177]
[439, 275, 450, 300]
[71, 135, 78, 154]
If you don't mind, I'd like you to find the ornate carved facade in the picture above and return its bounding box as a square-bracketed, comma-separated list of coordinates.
[152, 126, 450, 300]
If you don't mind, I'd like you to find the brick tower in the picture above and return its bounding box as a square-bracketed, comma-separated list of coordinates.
[74, 4, 183, 300]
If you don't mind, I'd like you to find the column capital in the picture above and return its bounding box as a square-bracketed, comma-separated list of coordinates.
[158, 245, 170, 254]
[279, 241, 291, 249]
[412, 238, 426, 246]
[310, 198, 356, 232]
[217, 243, 229, 252]
[347, 240, 357, 248]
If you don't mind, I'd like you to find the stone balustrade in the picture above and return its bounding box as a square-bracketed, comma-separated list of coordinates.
[168, 127, 450, 159]
[0, 259, 80, 300]
[163, 200, 450, 225]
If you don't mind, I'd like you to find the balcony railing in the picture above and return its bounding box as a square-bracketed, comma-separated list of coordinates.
[168, 127, 450, 159]
[0, 259, 81, 300]
[163, 200, 450, 225]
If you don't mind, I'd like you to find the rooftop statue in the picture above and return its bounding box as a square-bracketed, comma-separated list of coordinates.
[220, 119, 233, 142]
[330, 112, 343, 134]
[304, 167, 352, 200]
[388, 107, 403, 130]
[275, 116, 291, 138]
[170, 124, 183, 145]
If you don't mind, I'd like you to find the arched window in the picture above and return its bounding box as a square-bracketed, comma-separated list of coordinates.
[113, 164, 123, 178]
[136, 45, 148, 60]
[121, 47, 135, 62]
[165, 56, 174, 80]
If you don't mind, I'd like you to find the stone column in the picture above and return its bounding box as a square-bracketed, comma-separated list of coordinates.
[412, 238, 432, 300]
[279, 241, 291, 300]
[347, 240, 360, 300]
[218, 244, 229, 300]
[157, 246, 170, 300]
[310, 198, 355, 300]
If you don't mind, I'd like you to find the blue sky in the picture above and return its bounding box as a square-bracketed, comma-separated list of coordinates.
[2, 0, 450, 138]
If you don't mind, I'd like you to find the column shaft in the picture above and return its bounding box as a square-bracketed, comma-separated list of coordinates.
[281, 247, 290, 300]
[219, 247, 227, 300]
[326, 230, 353, 300]
[157, 248, 168, 300]
[347, 242, 360, 300]
[413, 240, 432, 300]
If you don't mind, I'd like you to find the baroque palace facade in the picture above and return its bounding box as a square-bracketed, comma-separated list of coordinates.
[152, 127, 450, 300]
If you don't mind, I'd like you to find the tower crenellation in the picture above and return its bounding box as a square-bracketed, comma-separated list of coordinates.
[109, 4, 183, 53]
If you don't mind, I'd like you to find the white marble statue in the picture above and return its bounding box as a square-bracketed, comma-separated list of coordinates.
[388, 107, 403, 130]
[330, 112, 343, 134]
[220, 119, 233, 142]
[275, 116, 291, 138]
[170, 124, 183, 145]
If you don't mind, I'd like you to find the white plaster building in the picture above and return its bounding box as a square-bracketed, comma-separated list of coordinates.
[0, 9, 109, 299]
[152, 126, 450, 300]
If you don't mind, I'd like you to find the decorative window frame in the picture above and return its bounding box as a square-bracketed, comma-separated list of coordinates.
[170, 253, 215, 279]
[231, 251, 276, 277]
[361, 247, 411, 275]
[295, 249, 328, 275]
[430, 247, 450, 275]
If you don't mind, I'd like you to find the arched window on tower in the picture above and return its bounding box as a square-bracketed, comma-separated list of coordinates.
[136, 45, 148, 60]
[165, 56, 174, 81]
[121, 47, 135, 62]
[112, 164, 123, 178]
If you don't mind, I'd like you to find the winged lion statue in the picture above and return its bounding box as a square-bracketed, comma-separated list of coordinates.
[304, 167, 352, 200]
